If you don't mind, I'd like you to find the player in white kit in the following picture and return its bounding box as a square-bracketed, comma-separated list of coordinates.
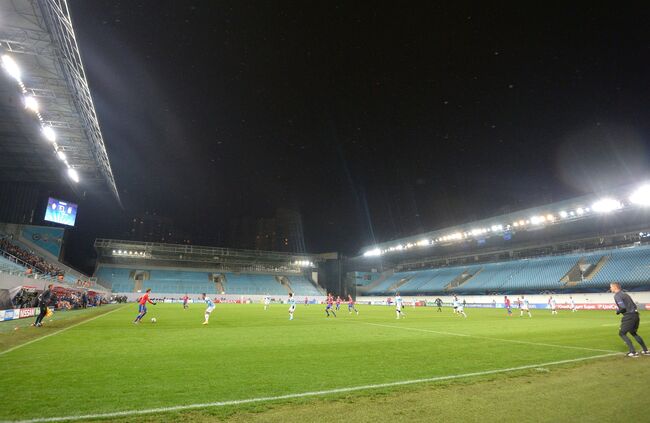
[520, 296, 532, 318]
[264, 295, 271, 311]
[287, 292, 296, 320]
[569, 296, 577, 312]
[201, 293, 215, 325]
[395, 293, 406, 319]
[454, 296, 467, 318]
[548, 296, 558, 315]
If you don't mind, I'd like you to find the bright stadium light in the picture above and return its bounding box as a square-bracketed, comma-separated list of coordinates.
[67, 167, 79, 183]
[630, 184, 650, 206]
[42, 126, 56, 142]
[1, 54, 21, 81]
[530, 216, 545, 225]
[592, 198, 622, 213]
[56, 150, 66, 161]
[363, 248, 381, 257]
[559, 210, 568, 218]
[24, 95, 39, 113]
[576, 207, 584, 216]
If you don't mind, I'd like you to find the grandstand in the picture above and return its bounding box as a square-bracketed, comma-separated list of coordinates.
[353, 187, 650, 297]
[94, 238, 326, 297]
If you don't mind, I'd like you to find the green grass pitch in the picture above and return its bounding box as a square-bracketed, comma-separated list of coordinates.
[1, 302, 649, 422]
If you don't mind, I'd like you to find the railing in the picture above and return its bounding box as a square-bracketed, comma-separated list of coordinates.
[94, 238, 318, 262]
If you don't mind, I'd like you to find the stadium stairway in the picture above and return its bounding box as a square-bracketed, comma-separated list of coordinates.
[445, 267, 482, 291]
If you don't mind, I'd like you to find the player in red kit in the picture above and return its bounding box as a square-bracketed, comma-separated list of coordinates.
[347, 295, 359, 315]
[325, 293, 337, 317]
[182, 294, 189, 309]
[504, 296, 512, 316]
[134, 288, 156, 323]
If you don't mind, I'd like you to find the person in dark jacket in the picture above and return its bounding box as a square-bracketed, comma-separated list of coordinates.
[33, 284, 54, 327]
[611, 282, 649, 357]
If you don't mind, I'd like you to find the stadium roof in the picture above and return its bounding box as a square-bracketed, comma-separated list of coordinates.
[359, 183, 650, 258]
[0, 0, 120, 202]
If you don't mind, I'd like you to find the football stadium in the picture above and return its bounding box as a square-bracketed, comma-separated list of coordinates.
[1, 2, 650, 422]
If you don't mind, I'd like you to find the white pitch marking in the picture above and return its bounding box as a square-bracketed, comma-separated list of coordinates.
[0, 306, 124, 357]
[10, 352, 620, 423]
[364, 322, 620, 353]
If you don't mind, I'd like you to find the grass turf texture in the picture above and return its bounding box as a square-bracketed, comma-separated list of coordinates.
[1, 303, 648, 422]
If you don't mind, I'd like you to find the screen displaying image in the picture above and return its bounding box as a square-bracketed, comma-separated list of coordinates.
[44, 197, 78, 226]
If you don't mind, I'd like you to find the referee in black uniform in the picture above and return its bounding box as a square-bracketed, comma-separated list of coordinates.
[33, 284, 54, 327]
[611, 282, 649, 357]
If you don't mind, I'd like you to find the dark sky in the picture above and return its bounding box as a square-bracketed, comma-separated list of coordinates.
[64, 1, 650, 266]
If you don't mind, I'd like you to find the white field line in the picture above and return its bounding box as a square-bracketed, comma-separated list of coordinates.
[364, 322, 620, 354]
[10, 352, 620, 423]
[0, 306, 124, 357]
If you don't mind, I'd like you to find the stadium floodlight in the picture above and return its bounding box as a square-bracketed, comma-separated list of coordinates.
[67, 168, 80, 183]
[591, 198, 622, 213]
[530, 216, 545, 225]
[513, 222, 519, 227]
[112, 250, 116, 254]
[42, 126, 56, 142]
[1, 54, 21, 81]
[546, 214, 554, 221]
[491, 224, 503, 232]
[56, 150, 66, 161]
[24, 96, 39, 113]
[630, 184, 650, 206]
[576, 207, 584, 216]
[559, 210, 568, 218]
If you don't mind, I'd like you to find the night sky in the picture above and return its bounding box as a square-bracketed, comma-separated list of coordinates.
[64, 1, 650, 267]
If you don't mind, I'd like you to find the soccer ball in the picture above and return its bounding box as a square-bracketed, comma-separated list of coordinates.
[151, 317, 157, 323]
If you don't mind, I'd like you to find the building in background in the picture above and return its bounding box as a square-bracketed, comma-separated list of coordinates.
[129, 211, 191, 244]
[229, 208, 305, 253]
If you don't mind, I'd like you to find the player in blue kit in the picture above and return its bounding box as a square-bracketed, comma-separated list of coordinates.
[201, 293, 215, 325]
[288, 292, 296, 320]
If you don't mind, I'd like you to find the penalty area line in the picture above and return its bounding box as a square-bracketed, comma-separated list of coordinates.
[0, 306, 125, 357]
[12, 352, 620, 423]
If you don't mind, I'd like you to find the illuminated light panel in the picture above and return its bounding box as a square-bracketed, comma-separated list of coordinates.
[630, 184, 650, 206]
[24, 96, 39, 113]
[1, 54, 21, 81]
[67, 168, 80, 183]
[42, 126, 56, 142]
[591, 198, 622, 213]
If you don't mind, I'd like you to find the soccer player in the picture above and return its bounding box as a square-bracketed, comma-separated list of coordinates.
[452, 295, 460, 314]
[304, 296, 308, 306]
[182, 294, 189, 309]
[456, 298, 467, 318]
[504, 295, 512, 317]
[325, 293, 337, 317]
[569, 296, 577, 312]
[347, 295, 359, 315]
[288, 292, 296, 320]
[395, 292, 406, 319]
[335, 296, 342, 311]
[520, 295, 532, 318]
[611, 282, 649, 357]
[134, 288, 156, 324]
[264, 295, 271, 310]
[548, 296, 558, 315]
[435, 297, 443, 312]
[202, 293, 215, 325]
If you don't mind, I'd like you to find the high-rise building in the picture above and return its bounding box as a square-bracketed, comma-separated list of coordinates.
[129, 211, 190, 244]
[228, 208, 305, 253]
